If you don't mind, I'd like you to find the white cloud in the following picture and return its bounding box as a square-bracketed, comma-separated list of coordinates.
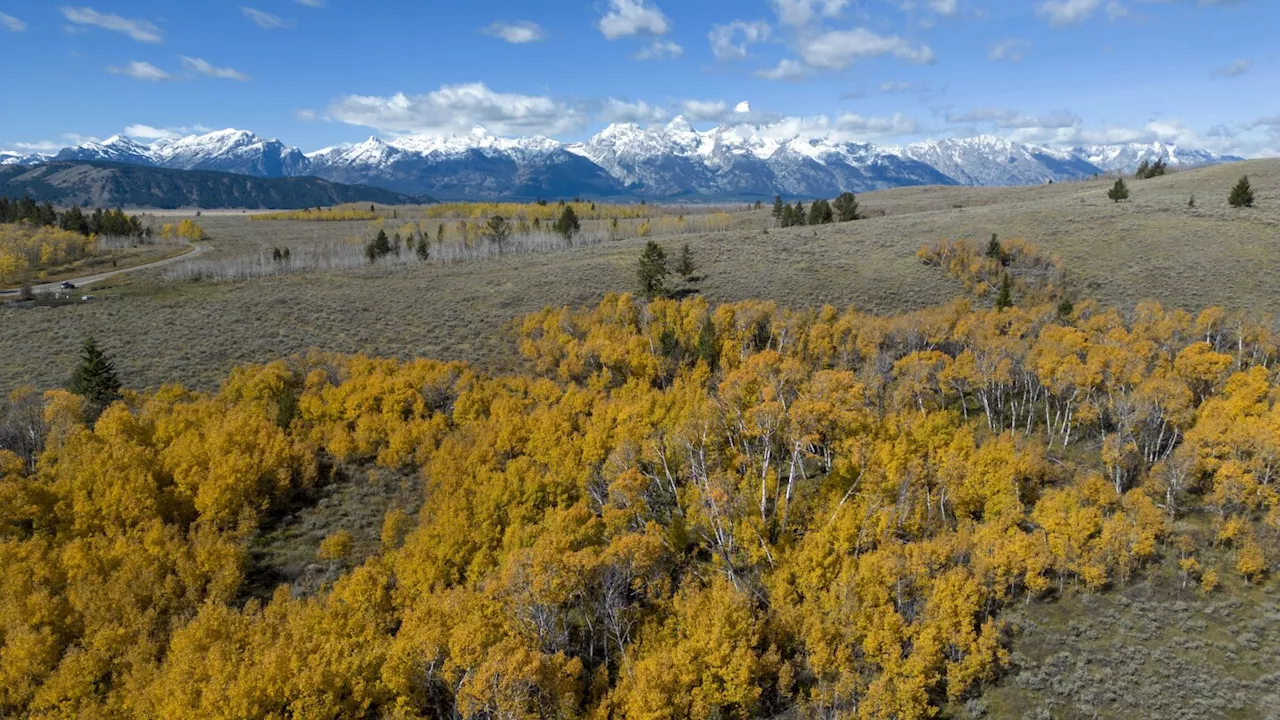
[680, 100, 730, 121]
[771, 0, 848, 26]
[929, 0, 959, 16]
[598, 0, 670, 39]
[743, 112, 919, 142]
[946, 108, 1081, 129]
[755, 58, 808, 81]
[1211, 58, 1251, 78]
[797, 28, 935, 69]
[107, 61, 172, 82]
[180, 56, 250, 81]
[326, 82, 584, 137]
[635, 39, 683, 60]
[295, 0, 324, 6]
[599, 99, 669, 124]
[1037, 0, 1104, 25]
[240, 7, 294, 30]
[483, 21, 545, 44]
[123, 124, 179, 140]
[0, 12, 26, 32]
[295, 109, 318, 122]
[709, 20, 771, 61]
[988, 38, 1030, 62]
[880, 81, 912, 93]
[60, 6, 163, 43]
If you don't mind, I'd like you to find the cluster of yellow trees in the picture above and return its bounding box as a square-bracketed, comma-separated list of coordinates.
[0, 224, 95, 284]
[159, 220, 206, 242]
[425, 202, 652, 221]
[917, 237, 1065, 305]
[251, 207, 381, 222]
[1, 294, 1276, 718]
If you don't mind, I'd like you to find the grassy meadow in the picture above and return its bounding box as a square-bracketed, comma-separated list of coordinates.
[3, 159, 1277, 394]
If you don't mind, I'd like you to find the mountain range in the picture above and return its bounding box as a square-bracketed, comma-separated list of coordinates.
[3, 122, 1244, 202]
[0, 161, 417, 209]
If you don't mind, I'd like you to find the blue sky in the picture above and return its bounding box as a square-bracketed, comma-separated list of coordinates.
[1, 1, 1276, 155]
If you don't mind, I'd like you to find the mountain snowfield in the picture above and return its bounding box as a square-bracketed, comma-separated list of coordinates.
[15, 123, 1243, 200]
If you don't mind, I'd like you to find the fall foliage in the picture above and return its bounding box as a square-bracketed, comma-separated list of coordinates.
[1, 292, 1276, 719]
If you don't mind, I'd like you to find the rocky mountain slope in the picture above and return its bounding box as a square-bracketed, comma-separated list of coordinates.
[9, 124, 1245, 201]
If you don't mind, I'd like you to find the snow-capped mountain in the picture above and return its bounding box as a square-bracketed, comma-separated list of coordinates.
[306, 129, 622, 199]
[53, 129, 308, 177]
[14, 124, 1245, 200]
[1071, 142, 1244, 174]
[0, 151, 50, 166]
[55, 135, 156, 166]
[566, 117, 953, 197]
[894, 136, 1102, 186]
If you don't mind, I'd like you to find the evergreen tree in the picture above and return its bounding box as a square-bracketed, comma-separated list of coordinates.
[808, 199, 833, 225]
[69, 337, 122, 423]
[696, 314, 718, 372]
[485, 215, 511, 253]
[1108, 178, 1130, 203]
[436, 223, 445, 244]
[995, 272, 1013, 310]
[771, 195, 784, 221]
[793, 201, 806, 226]
[1057, 296, 1074, 318]
[366, 229, 392, 262]
[1229, 175, 1255, 208]
[637, 241, 670, 300]
[832, 192, 859, 222]
[553, 206, 581, 243]
[1134, 160, 1150, 179]
[780, 204, 795, 228]
[416, 235, 431, 261]
[1188, 194, 1196, 208]
[675, 243, 696, 280]
[985, 233, 1003, 261]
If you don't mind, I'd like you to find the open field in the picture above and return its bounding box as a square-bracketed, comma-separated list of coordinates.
[950, 566, 1280, 720]
[2, 158, 1277, 395]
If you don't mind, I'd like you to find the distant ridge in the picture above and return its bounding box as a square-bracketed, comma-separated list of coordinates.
[4, 125, 1246, 201]
[0, 161, 423, 209]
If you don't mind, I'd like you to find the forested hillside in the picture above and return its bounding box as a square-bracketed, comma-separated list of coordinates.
[2, 293, 1276, 718]
[0, 161, 421, 209]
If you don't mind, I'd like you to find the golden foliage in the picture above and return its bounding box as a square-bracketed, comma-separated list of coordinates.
[251, 206, 380, 222]
[0, 223, 95, 283]
[0, 294, 1277, 718]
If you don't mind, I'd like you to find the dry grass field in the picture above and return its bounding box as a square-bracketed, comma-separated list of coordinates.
[2, 159, 1277, 396]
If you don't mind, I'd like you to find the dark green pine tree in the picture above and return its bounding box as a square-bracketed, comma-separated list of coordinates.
[985, 233, 1003, 261]
[780, 203, 795, 228]
[675, 243, 696, 280]
[1229, 175, 1255, 208]
[1108, 178, 1130, 203]
[771, 195, 785, 222]
[637, 241, 670, 300]
[69, 337, 122, 423]
[793, 201, 806, 226]
[696, 314, 719, 372]
[995, 272, 1014, 310]
[366, 229, 392, 262]
[832, 192, 859, 222]
[416, 235, 431, 261]
[553, 205, 581, 243]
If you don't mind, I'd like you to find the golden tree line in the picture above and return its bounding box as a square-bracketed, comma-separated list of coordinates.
[1, 293, 1277, 719]
[0, 224, 95, 284]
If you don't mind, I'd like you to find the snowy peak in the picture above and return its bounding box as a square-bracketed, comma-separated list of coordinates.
[16, 123, 1244, 200]
[1071, 141, 1243, 174]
